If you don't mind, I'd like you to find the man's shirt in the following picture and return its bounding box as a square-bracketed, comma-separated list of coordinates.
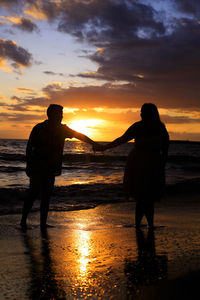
[26, 120, 76, 176]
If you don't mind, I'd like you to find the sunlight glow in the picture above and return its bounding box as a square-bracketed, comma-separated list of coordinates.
[67, 119, 104, 137]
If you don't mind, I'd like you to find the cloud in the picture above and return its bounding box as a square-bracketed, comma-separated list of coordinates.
[1, 0, 200, 110]
[161, 114, 200, 124]
[0, 0, 24, 11]
[13, 17, 39, 32]
[173, 0, 200, 16]
[58, 1, 199, 110]
[43, 71, 65, 76]
[0, 112, 44, 122]
[24, 0, 197, 110]
[0, 39, 32, 72]
[0, 92, 5, 100]
[57, 1, 165, 41]
[12, 87, 35, 94]
[0, 16, 39, 32]
[4, 81, 199, 113]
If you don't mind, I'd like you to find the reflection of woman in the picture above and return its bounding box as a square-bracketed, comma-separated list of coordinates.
[124, 228, 168, 294]
[95, 103, 169, 229]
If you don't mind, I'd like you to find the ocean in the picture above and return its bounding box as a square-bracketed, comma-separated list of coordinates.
[0, 139, 200, 214]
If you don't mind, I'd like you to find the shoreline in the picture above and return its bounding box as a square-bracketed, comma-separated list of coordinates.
[0, 178, 200, 217]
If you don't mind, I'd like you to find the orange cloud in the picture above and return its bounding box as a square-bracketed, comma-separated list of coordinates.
[0, 58, 12, 72]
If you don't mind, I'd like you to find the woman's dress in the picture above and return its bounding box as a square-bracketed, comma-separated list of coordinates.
[123, 121, 169, 202]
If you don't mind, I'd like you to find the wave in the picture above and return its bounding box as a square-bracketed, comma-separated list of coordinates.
[168, 155, 200, 163]
[1, 151, 200, 164]
[62, 153, 127, 163]
[0, 178, 199, 216]
[0, 153, 25, 162]
[0, 166, 25, 173]
[0, 152, 127, 163]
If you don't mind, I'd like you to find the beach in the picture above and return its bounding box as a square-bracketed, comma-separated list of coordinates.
[1, 0, 200, 297]
[0, 139, 200, 299]
[0, 190, 200, 299]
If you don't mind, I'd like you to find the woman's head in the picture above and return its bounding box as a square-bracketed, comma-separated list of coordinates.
[140, 103, 160, 123]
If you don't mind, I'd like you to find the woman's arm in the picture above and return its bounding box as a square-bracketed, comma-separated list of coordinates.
[103, 123, 137, 150]
[161, 124, 169, 165]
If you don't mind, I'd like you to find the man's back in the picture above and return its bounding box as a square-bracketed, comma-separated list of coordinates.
[26, 120, 75, 176]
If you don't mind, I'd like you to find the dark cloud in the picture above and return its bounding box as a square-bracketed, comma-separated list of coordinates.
[0, 0, 23, 10]
[161, 114, 200, 124]
[57, 0, 165, 43]
[55, 1, 199, 109]
[0, 112, 43, 122]
[13, 17, 39, 33]
[5, 81, 199, 112]
[43, 71, 65, 76]
[0, 39, 32, 70]
[173, 0, 200, 15]
[1, 0, 200, 110]
[21, 0, 197, 110]
[0, 0, 38, 11]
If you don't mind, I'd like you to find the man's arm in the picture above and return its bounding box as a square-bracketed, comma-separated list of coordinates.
[73, 130, 96, 145]
[25, 127, 37, 177]
[26, 128, 35, 161]
[64, 125, 96, 145]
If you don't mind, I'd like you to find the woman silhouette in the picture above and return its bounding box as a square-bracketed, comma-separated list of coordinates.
[95, 103, 169, 229]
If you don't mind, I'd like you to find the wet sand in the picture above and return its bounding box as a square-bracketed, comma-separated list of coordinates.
[0, 193, 200, 299]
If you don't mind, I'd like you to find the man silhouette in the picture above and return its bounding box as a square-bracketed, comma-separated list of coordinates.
[20, 104, 97, 230]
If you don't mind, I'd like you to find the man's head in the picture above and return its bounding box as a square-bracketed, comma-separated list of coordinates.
[47, 104, 63, 124]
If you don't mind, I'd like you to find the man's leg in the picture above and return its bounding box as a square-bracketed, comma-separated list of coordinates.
[40, 175, 55, 228]
[20, 176, 40, 228]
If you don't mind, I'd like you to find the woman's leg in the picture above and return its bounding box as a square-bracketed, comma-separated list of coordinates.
[135, 202, 145, 228]
[144, 202, 154, 229]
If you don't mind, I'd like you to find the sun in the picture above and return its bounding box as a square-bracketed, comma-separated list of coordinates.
[67, 119, 104, 138]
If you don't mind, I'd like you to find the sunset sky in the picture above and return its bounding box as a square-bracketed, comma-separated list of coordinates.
[0, 0, 200, 141]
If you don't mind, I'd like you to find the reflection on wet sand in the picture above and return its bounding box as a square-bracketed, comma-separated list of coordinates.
[20, 220, 168, 299]
[21, 230, 66, 299]
[125, 229, 168, 295]
[75, 226, 92, 278]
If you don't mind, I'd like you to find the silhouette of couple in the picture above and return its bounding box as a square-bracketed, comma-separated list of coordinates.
[20, 103, 169, 230]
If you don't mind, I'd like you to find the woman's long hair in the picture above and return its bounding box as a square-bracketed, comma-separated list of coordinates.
[141, 103, 161, 124]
